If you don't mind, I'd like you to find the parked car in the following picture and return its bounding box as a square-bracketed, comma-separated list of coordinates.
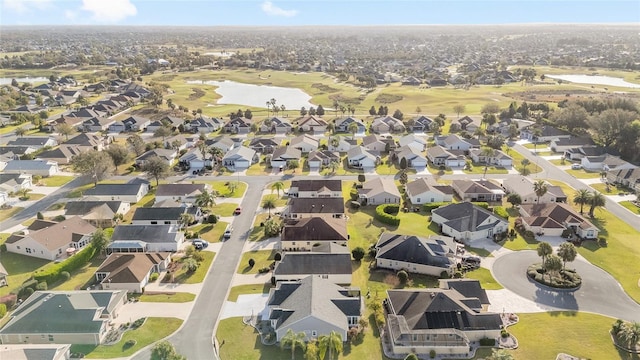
[234, 207, 242, 215]
[192, 239, 209, 249]
[223, 225, 233, 239]
[571, 164, 582, 170]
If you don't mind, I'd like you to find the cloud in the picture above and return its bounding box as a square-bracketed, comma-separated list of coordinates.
[64, 9, 77, 21]
[261, 1, 298, 17]
[81, 0, 137, 23]
[2, 0, 52, 13]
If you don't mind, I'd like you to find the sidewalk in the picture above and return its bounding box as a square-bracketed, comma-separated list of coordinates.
[231, 273, 272, 286]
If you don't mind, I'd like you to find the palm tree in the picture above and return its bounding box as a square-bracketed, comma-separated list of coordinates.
[486, 349, 514, 360]
[196, 189, 217, 208]
[533, 180, 548, 203]
[537, 242, 553, 269]
[280, 329, 306, 360]
[14, 126, 27, 137]
[179, 213, 195, 231]
[329, 159, 340, 174]
[330, 136, 340, 150]
[480, 147, 495, 177]
[557, 242, 577, 270]
[520, 158, 531, 176]
[318, 331, 343, 360]
[271, 181, 285, 196]
[262, 196, 277, 218]
[266, 101, 271, 116]
[619, 322, 640, 350]
[588, 191, 606, 218]
[209, 147, 224, 168]
[545, 254, 563, 281]
[17, 188, 32, 199]
[573, 189, 592, 214]
[348, 122, 359, 140]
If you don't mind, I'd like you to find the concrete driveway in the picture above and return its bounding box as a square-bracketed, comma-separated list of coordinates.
[492, 250, 640, 322]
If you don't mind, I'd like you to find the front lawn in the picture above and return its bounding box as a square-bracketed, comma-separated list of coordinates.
[72, 317, 183, 359]
[189, 221, 228, 243]
[260, 194, 288, 208]
[172, 251, 215, 284]
[39, 175, 74, 187]
[0, 206, 23, 221]
[51, 256, 104, 291]
[506, 146, 542, 174]
[200, 180, 247, 198]
[248, 213, 270, 241]
[210, 203, 241, 217]
[138, 292, 196, 303]
[227, 284, 271, 302]
[462, 164, 509, 175]
[565, 168, 603, 179]
[237, 249, 277, 274]
[464, 267, 503, 290]
[0, 252, 51, 297]
[619, 201, 640, 214]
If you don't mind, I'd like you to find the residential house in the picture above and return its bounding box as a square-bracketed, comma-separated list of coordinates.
[223, 117, 252, 134]
[5, 217, 97, 261]
[335, 117, 366, 134]
[468, 148, 513, 167]
[563, 146, 607, 161]
[270, 146, 302, 169]
[285, 197, 345, 220]
[290, 134, 319, 153]
[329, 138, 356, 153]
[405, 178, 454, 205]
[95, 253, 171, 293]
[81, 117, 115, 132]
[347, 146, 379, 171]
[398, 134, 427, 152]
[261, 117, 292, 134]
[249, 138, 279, 154]
[189, 116, 221, 133]
[458, 116, 480, 133]
[371, 116, 405, 133]
[83, 183, 148, 203]
[375, 233, 457, 277]
[0, 173, 32, 193]
[63, 133, 107, 151]
[273, 250, 352, 284]
[108, 224, 184, 253]
[179, 148, 209, 170]
[266, 276, 362, 342]
[146, 116, 184, 133]
[155, 183, 211, 204]
[108, 116, 151, 133]
[0, 145, 38, 159]
[36, 145, 83, 165]
[281, 217, 348, 251]
[0, 344, 72, 360]
[407, 115, 434, 133]
[502, 176, 567, 204]
[395, 145, 428, 170]
[521, 125, 571, 143]
[3, 160, 58, 176]
[451, 179, 504, 203]
[426, 146, 466, 168]
[288, 180, 343, 198]
[550, 137, 595, 153]
[358, 178, 401, 205]
[519, 203, 599, 239]
[384, 280, 502, 357]
[132, 207, 189, 226]
[206, 136, 236, 154]
[222, 146, 258, 170]
[401, 76, 421, 85]
[135, 148, 177, 168]
[436, 134, 479, 152]
[431, 202, 508, 242]
[64, 201, 131, 228]
[297, 115, 327, 134]
[0, 191, 7, 207]
[307, 150, 340, 171]
[0, 290, 127, 345]
[607, 168, 640, 192]
[362, 134, 391, 153]
[162, 134, 197, 151]
[7, 137, 58, 149]
[581, 154, 637, 172]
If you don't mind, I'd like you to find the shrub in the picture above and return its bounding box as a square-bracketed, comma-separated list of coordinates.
[493, 206, 509, 219]
[274, 252, 282, 261]
[501, 329, 509, 338]
[23, 288, 34, 298]
[59, 271, 71, 281]
[561, 229, 573, 238]
[471, 202, 489, 209]
[352, 247, 366, 261]
[132, 317, 145, 329]
[430, 349, 436, 358]
[440, 271, 450, 279]
[523, 230, 535, 240]
[208, 214, 218, 224]
[0, 244, 6, 253]
[258, 267, 270, 274]
[149, 273, 159, 282]
[248, 258, 255, 268]
[397, 270, 408, 284]
[53, 215, 66, 222]
[0, 294, 17, 309]
[350, 188, 359, 201]
[36, 281, 48, 291]
[598, 237, 608, 247]
[0, 303, 6, 318]
[422, 202, 448, 213]
[123, 339, 136, 349]
[37, 212, 44, 220]
[34, 245, 97, 284]
[479, 337, 495, 346]
[375, 204, 400, 226]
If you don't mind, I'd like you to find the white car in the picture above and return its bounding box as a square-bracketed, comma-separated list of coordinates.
[571, 164, 582, 170]
[223, 225, 233, 239]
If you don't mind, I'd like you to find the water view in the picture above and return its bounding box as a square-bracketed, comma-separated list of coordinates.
[545, 74, 640, 89]
[0, 77, 48, 85]
[187, 79, 315, 109]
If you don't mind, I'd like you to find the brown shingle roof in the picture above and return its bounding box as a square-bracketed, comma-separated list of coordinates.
[282, 217, 348, 242]
[96, 252, 170, 284]
[28, 217, 97, 251]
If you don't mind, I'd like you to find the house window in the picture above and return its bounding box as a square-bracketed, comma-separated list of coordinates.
[26, 248, 32, 254]
[417, 198, 420, 203]
[17, 246, 20, 249]
[48, 335, 54, 341]
[164, 221, 171, 225]
[292, 242, 296, 245]
[151, 221, 158, 225]
[321, 274, 328, 279]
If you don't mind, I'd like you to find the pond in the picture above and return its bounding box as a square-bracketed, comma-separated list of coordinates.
[0, 77, 49, 85]
[545, 74, 640, 89]
[186, 79, 315, 109]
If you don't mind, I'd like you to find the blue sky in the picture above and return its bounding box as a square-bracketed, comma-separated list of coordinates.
[1, 0, 638, 26]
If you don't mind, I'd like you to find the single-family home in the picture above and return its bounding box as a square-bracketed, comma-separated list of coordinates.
[5, 217, 97, 261]
[502, 176, 567, 204]
[223, 117, 253, 134]
[398, 134, 427, 152]
[179, 148, 209, 171]
[288, 180, 343, 198]
[468, 148, 513, 167]
[222, 146, 258, 170]
[451, 179, 504, 203]
[335, 117, 366, 134]
[405, 178, 454, 205]
[563, 146, 607, 161]
[108, 224, 185, 253]
[146, 116, 184, 133]
[162, 134, 197, 151]
[266, 276, 362, 342]
[109, 116, 151, 132]
[189, 116, 222, 133]
[81, 117, 115, 132]
[270, 146, 302, 169]
[281, 217, 348, 251]
[63, 133, 107, 151]
[550, 137, 595, 153]
[206, 136, 236, 154]
[329, 137, 356, 153]
[431, 202, 509, 242]
[285, 197, 345, 220]
[394, 145, 428, 170]
[0, 344, 72, 359]
[0, 145, 38, 159]
[7, 137, 58, 149]
[273, 250, 352, 284]
[362, 134, 391, 153]
[581, 154, 637, 172]
[36, 145, 83, 165]
[297, 115, 328, 134]
[436, 134, 479, 151]
[375, 233, 457, 276]
[135, 148, 177, 168]
[0, 173, 33, 193]
[95, 252, 171, 293]
[3, 160, 58, 177]
[83, 183, 148, 203]
[384, 280, 502, 357]
[261, 117, 292, 134]
[155, 183, 211, 204]
[347, 146, 379, 171]
[426, 146, 466, 168]
[249, 138, 279, 154]
[131, 206, 199, 226]
[371, 116, 405, 133]
[607, 168, 640, 192]
[521, 125, 571, 143]
[307, 150, 340, 171]
[407, 115, 434, 133]
[358, 178, 401, 205]
[519, 203, 599, 239]
[0, 290, 127, 345]
[290, 134, 319, 153]
[65, 201, 131, 228]
[458, 116, 481, 133]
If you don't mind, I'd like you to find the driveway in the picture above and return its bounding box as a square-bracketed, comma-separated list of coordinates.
[492, 251, 640, 322]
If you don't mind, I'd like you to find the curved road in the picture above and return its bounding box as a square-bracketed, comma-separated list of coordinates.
[492, 251, 640, 322]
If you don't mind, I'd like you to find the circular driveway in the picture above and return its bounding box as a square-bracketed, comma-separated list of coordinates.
[492, 250, 640, 322]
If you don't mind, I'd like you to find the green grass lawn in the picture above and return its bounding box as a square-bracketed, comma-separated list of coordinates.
[464, 267, 503, 290]
[508, 312, 624, 360]
[0, 252, 51, 297]
[565, 168, 603, 179]
[619, 201, 640, 214]
[248, 213, 270, 241]
[172, 251, 215, 284]
[39, 176, 74, 187]
[506, 146, 543, 174]
[21, 193, 45, 201]
[260, 193, 288, 208]
[227, 284, 271, 301]
[463, 164, 509, 175]
[138, 292, 196, 303]
[246, 161, 271, 176]
[549, 158, 566, 165]
[46, 202, 66, 211]
[189, 221, 228, 243]
[237, 249, 277, 274]
[0, 206, 23, 221]
[51, 256, 103, 291]
[199, 180, 247, 198]
[72, 317, 183, 359]
[522, 142, 548, 149]
[210, 203, 241, 217]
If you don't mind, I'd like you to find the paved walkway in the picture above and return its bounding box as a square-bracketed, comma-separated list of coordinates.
[580, 178, 603, 184]
[144, 281, 204, 295]
[114, 301, 192, 326]
[231, 273, 271, 286]
[220, 294, 269, 320]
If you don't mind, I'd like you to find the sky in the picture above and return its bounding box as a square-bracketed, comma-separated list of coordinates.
[0, 0, 638, 26]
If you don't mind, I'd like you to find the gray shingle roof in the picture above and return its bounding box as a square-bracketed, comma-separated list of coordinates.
[274, 253, 352, 276]
[132, 207, 185, 221]
[432, 202, 506, 233]
[65, 201, 124, 215]
[375, 233, 455, 269]
[156, 183, 207, 197]
[282, 217, 348, 242]
[84, 183, 144, 196]
[290, 179, 342, 192]
[288, 197, 345, 214]
[111, 224, 179, 243]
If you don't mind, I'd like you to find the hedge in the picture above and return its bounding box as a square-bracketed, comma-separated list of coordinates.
[493, 206, 509, 219]
[471, 202, 489, 209]
[34, 244, 97, 284]
[375, 204, 400, 226]
[422, 202, 449, 213]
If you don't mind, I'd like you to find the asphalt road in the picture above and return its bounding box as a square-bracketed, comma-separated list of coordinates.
[492, 251, 640, 322]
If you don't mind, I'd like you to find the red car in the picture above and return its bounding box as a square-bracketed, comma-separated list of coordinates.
[234, 207, 242, 215]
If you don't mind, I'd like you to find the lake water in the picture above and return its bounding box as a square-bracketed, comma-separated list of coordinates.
[186, 80, 315, 109]
[545, 74, 640, 89]
[0, 77, 49, 85]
